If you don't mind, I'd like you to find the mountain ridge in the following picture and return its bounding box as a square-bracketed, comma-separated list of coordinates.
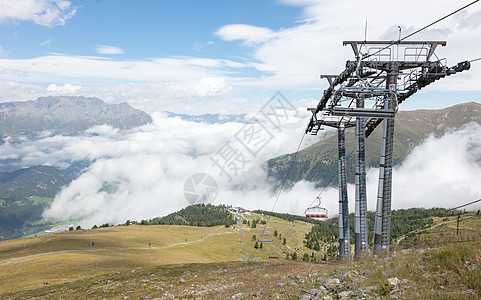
[0, 96, 152, 140]
[165, 111, 248, 124]
[267, 102, 481, 187]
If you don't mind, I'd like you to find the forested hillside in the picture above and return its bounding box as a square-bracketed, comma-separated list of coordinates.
[144, 204, 236, 227]
[302, 207, 458, 253]
[268, 102, 481, 187]
[0, 166, 73, 240]
[252, 208, 459, 260]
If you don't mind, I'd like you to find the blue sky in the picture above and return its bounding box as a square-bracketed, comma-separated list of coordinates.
[1, 1, 301, 59]
[0, 0, 480, 114]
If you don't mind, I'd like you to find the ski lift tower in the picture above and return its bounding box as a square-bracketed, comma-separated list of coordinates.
[306, 39, 470, 257]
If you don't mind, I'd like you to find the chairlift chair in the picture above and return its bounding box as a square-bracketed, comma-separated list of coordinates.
[305, 197, 328, 219]
[268, 252, 280, 259]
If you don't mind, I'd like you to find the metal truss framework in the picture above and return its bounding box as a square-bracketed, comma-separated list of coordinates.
[306, 40, 470, 258]
[337, 126, 350, 259]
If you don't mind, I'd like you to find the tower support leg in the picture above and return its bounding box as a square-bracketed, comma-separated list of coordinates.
[355, 98, 368, 258]
[338, 126, 350, 259]
[374, 62, 397, 255]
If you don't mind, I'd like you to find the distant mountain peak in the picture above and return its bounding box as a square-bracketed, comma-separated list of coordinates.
[0, 96, 152, 140]
[31, 96, 106, 111]
[165, 111, 248, 124]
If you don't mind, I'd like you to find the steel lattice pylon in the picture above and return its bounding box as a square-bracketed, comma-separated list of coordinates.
[306, 40, 470, 258]
[355, 98, 368, 256]
[337, 126, 350, 259]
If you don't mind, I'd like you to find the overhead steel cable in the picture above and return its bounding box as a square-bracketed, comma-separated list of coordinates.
[363, 0, 480, 60]
[262, 132, 306, 234]
[280, 146, 357, 249]
[446, 198, 481, 211]
[469, 57, 481, 63]
[402, 0, 479, 41]
[442, 238, 481, 244]
[420, 228, 479, 234]
[304, 146, 357, 212]
[366, 199, 481, 218]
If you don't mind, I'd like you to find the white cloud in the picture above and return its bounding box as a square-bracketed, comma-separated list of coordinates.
[85, 124, 119, 137]
[0, 0, 76, 27]
[343, 123, 481, 215]
[275, 123, 481, 219]
[215, 0, 481, 90]
[46, 83, 82, 93]
[0, 81, 45, 102]
[35, 116, 237, 225]
[0, 55, 247, 85]
[216, 24, 274, 45]
[389, 123, 481, 210]
[456, 9, 481, 29]
[95, 45, 124, 55]
[38, 124, 473, 226]
[41, 39, 52, 46]
[193, 77, 231, 98]
[193, 41, 214, 52]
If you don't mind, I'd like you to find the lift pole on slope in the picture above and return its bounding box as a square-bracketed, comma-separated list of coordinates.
[355, 96, 368, 257]
[337, 125, 350, 259]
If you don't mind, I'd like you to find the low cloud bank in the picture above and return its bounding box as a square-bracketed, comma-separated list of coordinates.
[2, 110, 480, 227]
[316, 123, 481, 217]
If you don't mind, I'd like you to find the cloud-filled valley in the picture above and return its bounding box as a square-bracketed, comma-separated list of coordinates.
[2, 107, 481, 228]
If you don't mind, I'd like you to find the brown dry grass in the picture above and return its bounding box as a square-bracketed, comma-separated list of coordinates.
[1, 260, 337, 299]
[0, 216, 317, 295]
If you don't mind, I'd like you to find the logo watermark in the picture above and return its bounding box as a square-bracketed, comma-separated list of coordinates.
[183, 172, 218, 204]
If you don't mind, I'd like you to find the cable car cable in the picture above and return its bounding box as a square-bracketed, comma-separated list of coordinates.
[402, 0, 479, 41]
[364, 0, 479, 60]
[262, 132, 306, 234]
[381, 198, 481, 217]
[446, 198, 481, 211]
[372, 198, 481, 218]
[283, 145, 356, 247]
[305, 146, 357, 213]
